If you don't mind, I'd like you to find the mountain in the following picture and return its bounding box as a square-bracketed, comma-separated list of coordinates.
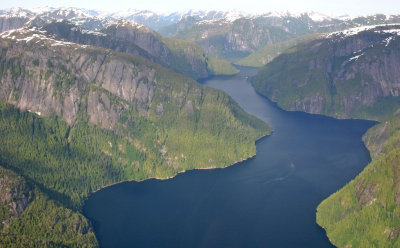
[0, 26, 270, 204]
[0, 26, 270, 246]
[317, 108, 400, 247]
[2, 7, 399, 35]
[159, 11, 338, 38]
[159, 12, 400, 61]
[2, 8, 399, 64]
[235, 33, 321, 67]
[0, 8, 239, 80]
[0, 7, 113, 32]
[0, 8, 249, 32]
[161, 17, 295, 61]
[316, 14, 400, 33]
[41, 20, 238, 80]
[252, 24, 400, 121]
[104, 9, 248, 31]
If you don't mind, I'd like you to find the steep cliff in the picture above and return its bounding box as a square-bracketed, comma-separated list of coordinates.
[167, 18, 294, 61]
[0, 7, 112, 33]
[235, 33, 321, 67]
[103, 20, 211, 79]
[252, 24, 400, 121]
[42, 20, 154, 60]
[0, 27, 270, 207]
[42, 20, 238, 80]
[317, 108, 400, 247]
[0, 16, 30, 32]
[160, 13, 400, 62]
[0, 166, 33, 229]
[0, 26, 270, 246]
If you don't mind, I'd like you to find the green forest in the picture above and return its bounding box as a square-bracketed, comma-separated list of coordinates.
[0, 26, 270, 246]
[317, 109, 400, 247]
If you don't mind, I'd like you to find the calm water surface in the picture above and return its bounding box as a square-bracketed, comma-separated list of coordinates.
[83, 67, 376, 247]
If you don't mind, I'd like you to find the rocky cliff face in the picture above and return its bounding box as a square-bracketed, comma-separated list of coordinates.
[0, 27, 163, 126]
[0, 26, 270, 219]
[0, 16, 29, 32]
[0, 167, 33, 229]
[41, 20, 235, 80]
[0, 7, 112, 33]
[252, 24, 400, 121]
[363, 109, 400, 158]
[0, 27, 269, 176]
[103, 20, 211, 79]
[42, 21, 154, 61]
[208, 19, 293, 58]
[0, 8, 239, 80]
[169, 18, 294, 60]
[161, 13, 400, 61]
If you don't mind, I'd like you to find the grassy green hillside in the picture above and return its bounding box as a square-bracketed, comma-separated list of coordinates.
[317, 109, 400, 247]
[235, 34, 320, 67]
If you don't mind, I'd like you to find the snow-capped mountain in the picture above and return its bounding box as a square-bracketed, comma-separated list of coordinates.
[252, 23, 400, 120]
[0, 7, 399, 34]
[0, 7, 251, 32]
[0, 7, 113, 32]
[100, 9, 250, 30]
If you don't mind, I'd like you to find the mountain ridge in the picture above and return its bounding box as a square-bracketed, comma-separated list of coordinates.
[2, 7, 399, 32]
[317, 108, 400, 247]
[0, 24, 270, 247]
[251, 24, 400, 121]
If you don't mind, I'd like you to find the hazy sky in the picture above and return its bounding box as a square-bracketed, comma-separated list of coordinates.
[1, 0, 400, 15]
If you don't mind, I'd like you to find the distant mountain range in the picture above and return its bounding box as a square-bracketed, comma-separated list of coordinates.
[158, 11, 400, 61]
[1, 7, 399, 32]
[1, 7, 399, 62]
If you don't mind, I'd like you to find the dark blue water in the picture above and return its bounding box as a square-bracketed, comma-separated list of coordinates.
[83, 67, 376, 248]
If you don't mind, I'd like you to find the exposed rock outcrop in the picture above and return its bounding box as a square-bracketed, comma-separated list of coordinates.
[252, 24, 400, 121]
[0, 27, 163, 126]
[0, 27, 270, 177]
[0, 167, 34, 229]
[42, 20, 213, 80]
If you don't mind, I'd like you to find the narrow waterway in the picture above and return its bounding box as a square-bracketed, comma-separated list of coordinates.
[84, 67, 376, 247]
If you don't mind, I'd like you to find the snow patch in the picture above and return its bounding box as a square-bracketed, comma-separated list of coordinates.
[81, 29, 107, 36]
[197, 18, 232, 25]
[326, 24, 400, 38]
[0, 27, 85, 48]
[307, 11, 332, 22]
[349, 52, 365, 62]
[383, 36, 394, 46]
[28, 110, 41, 116]
[381, 29, 400, 35]
[115, 19, 144, 29]
[327, 25, 380, 38]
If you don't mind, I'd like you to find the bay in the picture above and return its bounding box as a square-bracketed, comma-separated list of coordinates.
[83, 67, 375, 247]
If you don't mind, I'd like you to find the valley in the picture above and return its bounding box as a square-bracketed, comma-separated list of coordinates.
[0, 5, 399, 248]
[84, 67, 374, 247]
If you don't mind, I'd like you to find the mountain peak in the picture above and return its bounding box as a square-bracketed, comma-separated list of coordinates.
[0, 26, 85, 48]
[326, 23, 400, 39]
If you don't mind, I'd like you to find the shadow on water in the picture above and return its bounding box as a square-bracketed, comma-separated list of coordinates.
[84, 66, 377, 248]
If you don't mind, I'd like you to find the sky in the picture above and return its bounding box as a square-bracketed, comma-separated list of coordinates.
[1, 0, 400, 15]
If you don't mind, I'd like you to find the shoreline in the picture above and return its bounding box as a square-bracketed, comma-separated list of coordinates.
[86, 132, 270, 198]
